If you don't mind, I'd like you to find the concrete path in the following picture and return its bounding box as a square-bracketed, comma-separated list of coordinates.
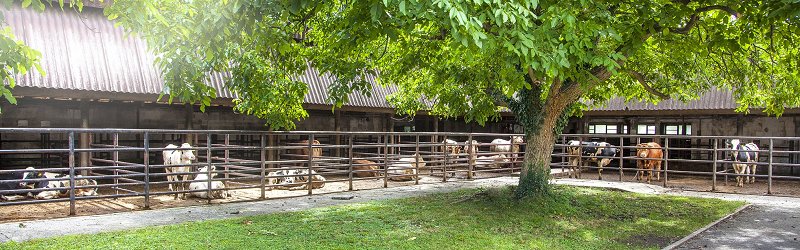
[2, 177, 798, 246]
[675, 205, 800, 250]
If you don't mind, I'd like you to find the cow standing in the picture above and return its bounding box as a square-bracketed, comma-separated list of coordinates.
[729, 139, 759, 187]
[566, 141, 618, 180]
[163, 143, 196, 199]
[635, 142, 663, 184]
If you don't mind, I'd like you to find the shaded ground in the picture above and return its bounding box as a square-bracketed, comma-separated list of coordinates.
[677, 205, 800, 249]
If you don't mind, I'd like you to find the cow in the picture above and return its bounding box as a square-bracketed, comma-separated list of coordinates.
[0, 167, 38, 201]
[729, 139, 759, 187]
[388, 154, 426, 181]
[634, 142, 663, 184]
[267, 168, 326, 190]
[490, 136, 524, 159]
[440, 139, 462, 177]
[189, 165, 229, 199]
[464, 140, 479, 159]
[288, 140, 322, 159]
[352, 159, 381, 178]
[474, 154, 510, 169]
[163, 143, 197, 200]
[22, 171, 98, 200]
[566, 140, 618, 180]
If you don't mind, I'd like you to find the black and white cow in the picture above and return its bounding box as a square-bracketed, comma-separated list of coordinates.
[0, 167, 38, 201]
[566, 141, 618, 180]
[729, 139, 759, 187]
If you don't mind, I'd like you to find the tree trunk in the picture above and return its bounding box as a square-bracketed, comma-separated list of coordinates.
[513, 102, 566, 198]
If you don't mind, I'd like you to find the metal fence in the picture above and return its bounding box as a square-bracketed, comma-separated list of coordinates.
[0, 128, 525, 216]
[554, 134, 800, 195]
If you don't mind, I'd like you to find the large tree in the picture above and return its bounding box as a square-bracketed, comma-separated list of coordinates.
[10, 1, 800, 197]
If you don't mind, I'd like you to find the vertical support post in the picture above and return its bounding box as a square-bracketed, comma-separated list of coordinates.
[467, 134, 474, 180]
[577, 136, 583, 179]
[383, 133, 389, 188]
[712, 139, 718, 192]
[561, 135, 566, 178]
[335, 111, 342, 158]
[68, 131, 76, 216]
[260, 134, 266, 200]
[348, 134, 354, 191]
[415, 134, 420, 185]
[442, 135, 448, 182]
[79, 101, 90, 176]
[143, 132, 150, 209]
[663, 138, 669, 188]
[206, 133, 213, 203]
[619, 136, 624, 181]
[307, 134, 314, 195]
[768, 138, 773, 195]
[224, 134, 230, 181]
[113, 133, 119, 196]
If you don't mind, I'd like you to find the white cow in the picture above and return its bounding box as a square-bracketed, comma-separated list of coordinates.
[489, 136, 524, 157]
[189, 165, 229, 199]
[163, 143, 196, 199]
[388, 154, 426, 181]
[267, 168, 326, 190]
[475, 154, 511, 168]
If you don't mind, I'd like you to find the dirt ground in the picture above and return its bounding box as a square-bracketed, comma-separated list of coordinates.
[558, 169, 800, 197]
[0, 169, 511, 222]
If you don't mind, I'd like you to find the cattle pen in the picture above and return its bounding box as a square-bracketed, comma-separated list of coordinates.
[1, 128, 800, 221]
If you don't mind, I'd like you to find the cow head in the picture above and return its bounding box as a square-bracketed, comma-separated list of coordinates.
[19, 167, 43, 189]
[412, 153, 427, 168]
[728, 139, 742, 161]
[179, 143, 197, 161]
[198, 165, 217, 178]
[636, 143, 650, 158]
[511, 136, 524, 144]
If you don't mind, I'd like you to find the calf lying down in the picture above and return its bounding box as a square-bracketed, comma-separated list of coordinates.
[267, 169, 326, 190]
[189, 165, 229, 199]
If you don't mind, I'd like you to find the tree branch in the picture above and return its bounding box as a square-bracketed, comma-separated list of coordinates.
[671, 5, 740, 34]
[628, 70, 670, 100]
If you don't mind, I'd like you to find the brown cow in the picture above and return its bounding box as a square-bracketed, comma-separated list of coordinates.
[352, 159, 381, 178]
[635, 142, 663, 183]
[288, 140, 322, 159]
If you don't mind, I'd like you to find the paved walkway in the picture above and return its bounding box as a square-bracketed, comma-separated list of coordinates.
[2, 177, 799, 246]
[676, 205, 800, 249]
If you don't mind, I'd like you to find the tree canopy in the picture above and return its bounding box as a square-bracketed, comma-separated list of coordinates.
[5, 0, 799, 196]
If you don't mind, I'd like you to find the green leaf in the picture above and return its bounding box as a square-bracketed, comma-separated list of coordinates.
[21, 0, 31, 8]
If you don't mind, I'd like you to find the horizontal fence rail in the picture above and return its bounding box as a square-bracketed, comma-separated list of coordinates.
[555, 134, 800, 195]
[1, 128, 799, 218]
[0, 128, 527, 217]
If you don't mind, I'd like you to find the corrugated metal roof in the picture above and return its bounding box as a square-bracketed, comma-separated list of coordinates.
[4, 6, 396, 108]
[592, 88, 737, 111]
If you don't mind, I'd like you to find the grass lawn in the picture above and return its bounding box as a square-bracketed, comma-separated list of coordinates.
[2, 186, 743, 250]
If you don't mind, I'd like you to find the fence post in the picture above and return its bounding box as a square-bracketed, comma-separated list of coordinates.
[561, 135, 566, 178]
[207, 133, 213, 203]
[260, 134, 266, 200]
[663, 138, 669, 188]
[224, 134, 230, 182]
[768, 138, 773, 195]
[68, 131, 76, 216]
[577, 136, 583, 179]
[143, 132, 150, 209]
[712, 139, 718, 192]
[113, 133, 119, 196]
[307, 134, 314, 195]
[383, 133, 389, 188]
[467, 134, 474, 180]
[348, 134, 354, 191]
[415, 134, 420, 185]
[619, 136, 624, 181]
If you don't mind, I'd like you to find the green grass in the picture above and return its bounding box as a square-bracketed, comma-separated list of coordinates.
[2, 186, 743, 250]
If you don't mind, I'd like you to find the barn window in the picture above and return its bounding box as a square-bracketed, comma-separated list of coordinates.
[588, 124, 619, 134]
[637, 125, 656, 135]
[664, 124, 692, 135]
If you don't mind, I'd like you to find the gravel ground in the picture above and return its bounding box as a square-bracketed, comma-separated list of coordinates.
[677, 205, 800, 249]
